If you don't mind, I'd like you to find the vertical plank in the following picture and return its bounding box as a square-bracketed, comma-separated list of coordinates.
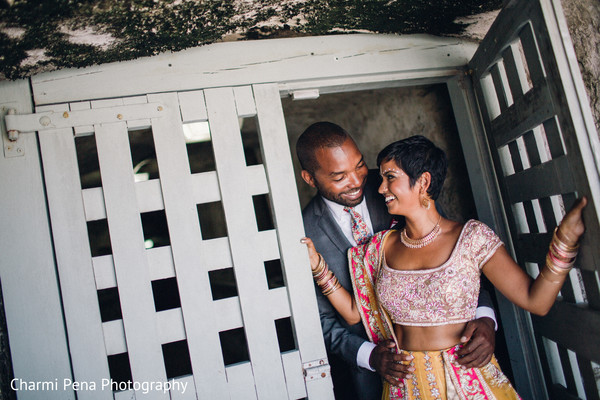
[205, 86, 289, 400]
[226, 364, 258, 400]
[95, 122, 168, 399]
[37, 108, 113, 400]
[253, 84, 325, 355]
[0, 80, 76, 400]
[147, 92, 229, 399]
[253, 83, 334, 398]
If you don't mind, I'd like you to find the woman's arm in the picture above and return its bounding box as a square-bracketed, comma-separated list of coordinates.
[302, 237, 361, 325]
[482, 197, 587, 315]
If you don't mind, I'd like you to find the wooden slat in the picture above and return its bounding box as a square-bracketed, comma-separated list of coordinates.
[157, 308, 186, 344]
[282, 351, 308, 400]
[580, 269, 600, 310]
[113, 389, 135, 400]
[576, 355, 600, 400]
[0, 82, 76, 400]
[490, 63, 511, 112]
[83, 171, 264, 222]
[93, 254, 117, 290]
[542, 117, 567, 160]
[178, 90, 207, 123]
[95, 121, 168, 399]
[202, 237, 233, 271]
[234, 86, 257, 118]
[123, 95, 152, 130]
[502, 42, 530, 102]
[169, 376, 196, 400]
[37, 116, 113, 399]
[225, 363, 258, 400]
[147, 92, 228, 399]
[519, 21, 547, 88]
[82, 187, 107, 221]
[103, 320, 127, 356]
[147, 246, 176, 281]
[214, 297, 244, 332]
[253, 83, 333, 398]
[504, 156, 575, 203]
[69, 101, 94, 136]
[206, 86, 289, 399]
[531, 301, 600, 363]
[490, 82, 554, 147]
[516, 232, 552, 264]
[549, 383, 581, 400]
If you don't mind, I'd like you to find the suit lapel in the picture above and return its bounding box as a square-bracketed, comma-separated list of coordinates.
[314, 197, 352, 254]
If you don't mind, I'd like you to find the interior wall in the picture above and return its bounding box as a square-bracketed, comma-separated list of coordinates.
[282, 85, 478, 223]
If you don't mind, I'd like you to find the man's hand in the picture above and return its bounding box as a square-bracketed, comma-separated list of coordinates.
[369, 340, 414, 386]
[455, 317, 495, 368]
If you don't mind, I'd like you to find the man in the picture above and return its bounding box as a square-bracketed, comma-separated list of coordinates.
[297, 122, 497, 400]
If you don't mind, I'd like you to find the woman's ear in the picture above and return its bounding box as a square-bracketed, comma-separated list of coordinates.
[419, 172, 432, 192]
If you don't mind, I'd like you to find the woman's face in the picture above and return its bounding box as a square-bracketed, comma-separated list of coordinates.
[378, 159, 420, 215]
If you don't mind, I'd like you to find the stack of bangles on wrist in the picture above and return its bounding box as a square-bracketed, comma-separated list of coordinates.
[312, 254, 342, 295]
[540, 227, 580, 284]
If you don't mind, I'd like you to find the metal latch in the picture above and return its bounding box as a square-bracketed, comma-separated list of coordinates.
[303, 359, 330, 381]
[2, 102, 165, 158]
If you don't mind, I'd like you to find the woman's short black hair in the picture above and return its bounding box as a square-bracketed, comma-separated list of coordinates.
[376, 135, 447, 200]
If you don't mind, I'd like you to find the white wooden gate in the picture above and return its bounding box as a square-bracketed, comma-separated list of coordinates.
[34, 84, 332, 399]
[469, 0, 600, 398]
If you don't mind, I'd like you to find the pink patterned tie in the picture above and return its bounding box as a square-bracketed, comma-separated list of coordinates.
[344, 207, 371, 245]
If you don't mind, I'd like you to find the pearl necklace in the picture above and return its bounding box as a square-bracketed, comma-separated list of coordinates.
[400, 216, 442, 249]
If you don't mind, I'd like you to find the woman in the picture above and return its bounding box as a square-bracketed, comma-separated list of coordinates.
[302, 135, 587, 399]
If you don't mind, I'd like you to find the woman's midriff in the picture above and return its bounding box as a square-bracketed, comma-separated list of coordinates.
[394, 322, 467, 351]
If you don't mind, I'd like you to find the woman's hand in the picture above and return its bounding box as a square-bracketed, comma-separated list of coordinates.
[557, 197, 587, 246]
[301, 237, 320, 272]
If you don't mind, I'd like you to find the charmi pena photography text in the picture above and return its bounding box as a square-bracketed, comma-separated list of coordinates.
[11, 378, 189, 394]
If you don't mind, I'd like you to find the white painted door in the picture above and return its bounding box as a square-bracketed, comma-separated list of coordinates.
[36, 84, 333, 399]
[469, 0, 600, 398]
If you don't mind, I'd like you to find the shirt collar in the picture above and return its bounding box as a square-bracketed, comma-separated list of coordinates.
[321, 195, 368, 223]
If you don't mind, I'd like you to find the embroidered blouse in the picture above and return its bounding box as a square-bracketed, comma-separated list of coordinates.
[376, 219, 503, 326]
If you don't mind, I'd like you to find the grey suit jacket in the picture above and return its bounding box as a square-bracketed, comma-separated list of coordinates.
[302, 171, 389, 399]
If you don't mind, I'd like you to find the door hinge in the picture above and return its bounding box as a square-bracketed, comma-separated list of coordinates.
[302, 359, 330, 382]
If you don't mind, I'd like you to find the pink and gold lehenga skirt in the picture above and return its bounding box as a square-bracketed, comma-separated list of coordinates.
[383, 345, 521, 400]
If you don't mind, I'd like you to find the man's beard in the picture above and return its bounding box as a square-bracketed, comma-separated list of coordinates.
[314, 180, 366, 208]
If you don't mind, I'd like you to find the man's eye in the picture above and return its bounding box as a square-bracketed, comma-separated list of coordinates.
[333, 176, 344, 182]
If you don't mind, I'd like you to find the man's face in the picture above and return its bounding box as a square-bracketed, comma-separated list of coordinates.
[302, 138, 369, 207]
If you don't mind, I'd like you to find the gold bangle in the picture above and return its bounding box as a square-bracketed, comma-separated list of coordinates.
[322, 277, 341, 296]
[553, 227, 579, 252]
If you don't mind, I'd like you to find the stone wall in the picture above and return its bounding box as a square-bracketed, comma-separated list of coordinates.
[561, 0, 600, 136]
[282, 85, 478, 223]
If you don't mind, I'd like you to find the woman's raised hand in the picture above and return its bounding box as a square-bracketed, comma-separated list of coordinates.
[557, 196, 587, 246]
[301, 237, 320, 272]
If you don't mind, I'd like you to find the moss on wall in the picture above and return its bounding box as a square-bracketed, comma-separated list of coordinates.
[0, 0, 501, 80]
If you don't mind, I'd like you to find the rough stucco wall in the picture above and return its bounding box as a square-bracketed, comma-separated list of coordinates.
[561, 0, 600, 136]
[283, 85, 478, 224]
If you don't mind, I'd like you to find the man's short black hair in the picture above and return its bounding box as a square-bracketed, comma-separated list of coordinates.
[296, 122, 350, 174]
[377, 135, 447, 200]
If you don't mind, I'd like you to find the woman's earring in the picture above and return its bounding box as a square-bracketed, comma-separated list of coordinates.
[421, 194, 431, 210]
